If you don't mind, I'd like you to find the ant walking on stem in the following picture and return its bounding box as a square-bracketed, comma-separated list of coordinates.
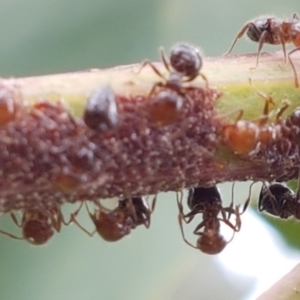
[224, 13, 300, 87]
[137, 44, 208, 126]
[72, 195, 156, 242]
[177, 184, 249, 255]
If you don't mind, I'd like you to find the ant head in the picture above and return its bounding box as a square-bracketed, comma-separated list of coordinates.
[246, 18, 273, 43]
[150, 90, 183, 126]
[169, 44, 202, 78]
[22, 217, 54, 245]
[197, 231, 227, 255]
[187, 186, 221, 210]
[259, 183, 293, 218]
[92, 209, 132, 242]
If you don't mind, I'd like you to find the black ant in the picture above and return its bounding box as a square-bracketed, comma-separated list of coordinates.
[72, 196, 156, 242]
[225, 13, 300, 87]
[177, 184, 249, 255]
[138, 44, 208, 126]
[0, 205, 76, 245]
[258, 181, 299, 219]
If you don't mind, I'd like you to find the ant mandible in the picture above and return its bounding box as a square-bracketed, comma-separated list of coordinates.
[72, 196, 156, 242]
[0, 205, 76, 245]
[177, 184, 249, 255]
[225, 13, 300, 87]
[138, 44, 208, 126]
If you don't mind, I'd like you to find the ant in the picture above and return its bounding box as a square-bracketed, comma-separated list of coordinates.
[138, 43, 208, 126]
[224, 13, 300, 87]
[177, 184, 249, 255]
[258, 182, 294, 219]
[72, 196, 156, 242]
[222, 84, 300, 155]
[0, 205, 76, 245]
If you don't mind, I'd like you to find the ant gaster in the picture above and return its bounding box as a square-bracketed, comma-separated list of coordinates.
[258, 182, 294, 219]
[0, 205, 74, 245]
[138, 44, 208, 126]
[177, 185, 249, 255]
[225, 13, 300, 87]
[73, 196, 156, 242]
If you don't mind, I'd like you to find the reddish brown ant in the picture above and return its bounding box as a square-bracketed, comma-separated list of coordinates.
[73, 196, 156, 242]
[0, 205, 77, 245]
[222, 85, 300, 155]
[225, 13, 300, 86]
[138, 44, 208, 126]
[177, 184, 249, 255]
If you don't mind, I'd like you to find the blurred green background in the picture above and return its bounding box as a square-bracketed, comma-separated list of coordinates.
[0, 1, 300, 300]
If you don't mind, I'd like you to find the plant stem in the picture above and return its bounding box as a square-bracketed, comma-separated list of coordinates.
[0, 50, 299, 211]
[257, 262, 300, 300]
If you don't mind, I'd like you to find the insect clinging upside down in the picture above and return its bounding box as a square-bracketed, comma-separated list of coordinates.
[177, 184, 249, 255]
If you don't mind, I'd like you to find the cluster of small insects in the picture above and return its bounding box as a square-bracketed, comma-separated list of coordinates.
[225, 13, 300, 87]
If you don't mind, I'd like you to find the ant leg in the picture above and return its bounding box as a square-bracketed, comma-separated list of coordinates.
[0, 228, 23, 240]
[159, 47, 171, 73]
[136, 60, 167, 82]
[292, 13, 300, 20]
[251, 30, 267, 70]
[148, 81, 164, 99]
[183, 72, 209, 88]
[288, 46, 300, 88]
[250, 80, 274, 125]
[70, 202, 97, 237]
[278, 32, 287, 63]
[10, 213, 22, 228]
[177, 212, 197, 249]
[275, 98, 290, 122]
[223, 23, 252, 55]
[150, 194, 157, 213]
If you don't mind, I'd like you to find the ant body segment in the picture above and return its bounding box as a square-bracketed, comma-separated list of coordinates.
[177, 185, 249, 255]
[73, 196, 156, 242]
[258, 169, 300, 220]
[223, 86, 300, 156]
[225, 13, 300, 87]
[138, 44, 208, 126]
[0, 205, 75, 245]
